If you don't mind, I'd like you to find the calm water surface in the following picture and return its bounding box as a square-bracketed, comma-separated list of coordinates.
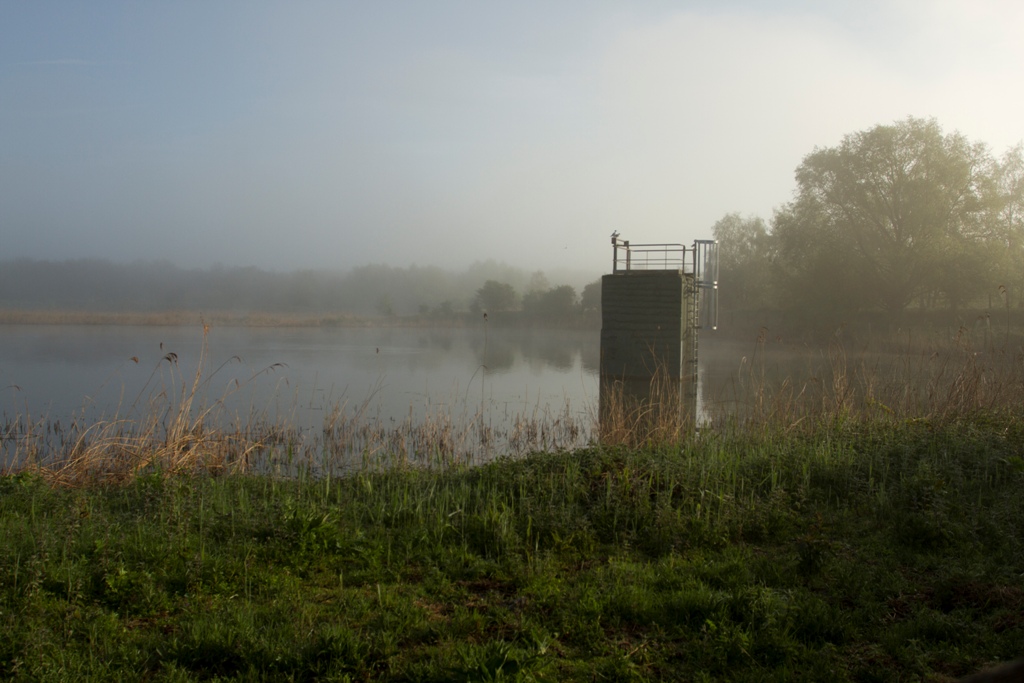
[3, 324, 810, 459]
[0, 325, 604, 432]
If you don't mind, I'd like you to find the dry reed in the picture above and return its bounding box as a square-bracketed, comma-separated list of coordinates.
[1, 326, 279, 485]
[4, 325, 1024, 486]
[702, 326, 1024, 432]
[1, 327, 594, 485]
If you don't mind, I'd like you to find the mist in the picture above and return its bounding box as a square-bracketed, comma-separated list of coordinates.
[0, 258, 600, 319]
[2, 1, 1022, 274]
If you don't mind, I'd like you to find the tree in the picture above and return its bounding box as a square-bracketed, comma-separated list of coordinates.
[527, 270, 549, 293]
[543, 285, 578, 317]
[474, 280, 519, 313]
[711, 213, 773, 311]
[987, 145, 1024, 306]
[772, 117, 997, 315]
[522, 285, 577, 318]
[580, 279, 601, 313]
[376, 292, 395, 317]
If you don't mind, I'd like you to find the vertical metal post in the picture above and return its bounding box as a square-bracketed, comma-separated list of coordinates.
[689, 246, 699, 405]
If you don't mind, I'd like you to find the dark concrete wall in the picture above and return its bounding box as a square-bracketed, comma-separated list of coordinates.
[600, 270, 691, 381]
[599, 270, 697, 437]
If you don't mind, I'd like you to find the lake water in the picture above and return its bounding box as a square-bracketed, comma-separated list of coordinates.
[1, 325, 623, 469]
[0, 324, 606, 426]
[0, 323, 860, 430]
[9, 323, 972, 470]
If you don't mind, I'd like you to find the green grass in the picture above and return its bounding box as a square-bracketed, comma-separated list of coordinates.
[1, 416, 1023, 681]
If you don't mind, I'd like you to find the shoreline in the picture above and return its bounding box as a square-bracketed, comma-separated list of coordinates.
[0, 309, 412, 328]
[0, 309, 600, 330]
[5, 308, 1024, 345]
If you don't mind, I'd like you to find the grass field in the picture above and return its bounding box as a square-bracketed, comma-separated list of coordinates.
[2, 327, 1023, 680]
[2, 414, 1023, 681]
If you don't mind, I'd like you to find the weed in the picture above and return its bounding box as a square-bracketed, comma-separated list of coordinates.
[1, 329, 1023, 680]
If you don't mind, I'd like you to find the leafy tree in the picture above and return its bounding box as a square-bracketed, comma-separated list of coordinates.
[711, 213, 773, 311]
[285, 269, 319, 310]
[772, 117, 998, 315]
[527, 270, 550, 293]
[432, 300, 455, 318]
[376, 292, 395, 317]
[522, 285, 577, 318]
[580, 279, 601, 313]
[987, 145, 1024, 306]
[474, 280, 519, 313]
[544, 285, 578, 316]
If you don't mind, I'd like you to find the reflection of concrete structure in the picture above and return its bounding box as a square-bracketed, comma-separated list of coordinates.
[599, 237, 717, 437]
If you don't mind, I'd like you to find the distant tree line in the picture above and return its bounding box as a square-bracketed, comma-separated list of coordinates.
[713, 117, 1024, 325]
[15, 118, 1011, 332]
[470, 277, 602, 323]
[0, 257, 602, 324]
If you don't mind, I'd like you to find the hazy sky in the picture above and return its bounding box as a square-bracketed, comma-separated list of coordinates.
[2, 1, 1022, 273]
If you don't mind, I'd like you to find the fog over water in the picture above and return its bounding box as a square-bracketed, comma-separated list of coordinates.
[1, 322, 907, 433]
[8, 3, 1020, 475]
[5, 320, 1010, 474]
[0, 326, 603, 432]
[0, 324, 775, 439]
[3, 1, 1022, 274]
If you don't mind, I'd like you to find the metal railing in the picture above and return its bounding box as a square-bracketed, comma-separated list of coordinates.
[610, 235, 719, 330]
[611, 237, 690, 273]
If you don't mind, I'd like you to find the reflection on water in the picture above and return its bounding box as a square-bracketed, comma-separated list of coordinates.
[0, 325, 602, 450]
[7, 323, 1001, 473]
[473, 328, 600, 375]
[696, 329, 1024, 424]
[0, 324, 847, 442]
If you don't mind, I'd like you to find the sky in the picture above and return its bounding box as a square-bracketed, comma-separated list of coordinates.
[2, 1, 1023, 274]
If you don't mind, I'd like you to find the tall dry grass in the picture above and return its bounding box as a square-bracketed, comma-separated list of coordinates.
[706, 326, 1024, 431]
[0, 326, 288, 485]
[593, 324, 1024, 448]
[4, 324, 1024, 486]
[1, 328, 593, 485]
[598, 372, 695, 449]
[315, 393, 588, 475]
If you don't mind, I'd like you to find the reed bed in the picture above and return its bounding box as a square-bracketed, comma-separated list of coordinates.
[0, 328, 593, 484]
[705, 326, 1024, 432]
[2, 407, 1022, 679]
[3, 325, 1024, 485]
[2, 328, 1023, 680]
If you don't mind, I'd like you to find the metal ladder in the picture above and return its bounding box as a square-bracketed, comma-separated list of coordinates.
[687, 240, 719, 406]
